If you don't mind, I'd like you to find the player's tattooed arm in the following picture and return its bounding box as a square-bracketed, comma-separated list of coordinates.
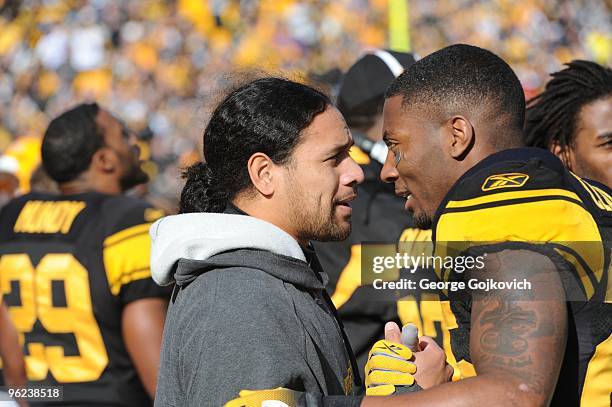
[469, 249, 567, 405]
[362, 249, 567, 407]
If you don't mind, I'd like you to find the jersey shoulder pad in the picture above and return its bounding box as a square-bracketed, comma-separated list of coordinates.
[435, 150, 597, 243]
[435, 151, 606, 301]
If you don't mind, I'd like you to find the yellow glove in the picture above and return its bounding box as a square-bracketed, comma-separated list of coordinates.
[224, 387, 301, 407]
[365, 339, 417, 396]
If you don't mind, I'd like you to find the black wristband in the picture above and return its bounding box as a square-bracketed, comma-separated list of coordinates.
[394, 382, 423, 394]
[297, 393, 364, 407]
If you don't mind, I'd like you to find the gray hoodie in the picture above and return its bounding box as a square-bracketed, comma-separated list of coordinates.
[151, 211, 363, 406]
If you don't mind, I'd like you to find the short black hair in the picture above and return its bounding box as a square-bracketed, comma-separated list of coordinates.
[386, 44, 526, 145]
[524, 60, 612, 149]
[180, 77, 331, 214]
[41, 103, 104, 183]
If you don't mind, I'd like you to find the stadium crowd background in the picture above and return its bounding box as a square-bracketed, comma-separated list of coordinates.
[0, 0, 610, 211]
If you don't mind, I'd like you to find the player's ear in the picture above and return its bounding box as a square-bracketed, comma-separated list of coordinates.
[550, 140, 574, 171]
[446, 115, 474, 160]
[91, 147, 118, 174]
[247, 152, 276, 196]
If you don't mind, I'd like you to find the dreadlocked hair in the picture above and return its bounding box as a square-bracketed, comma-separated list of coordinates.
[525, 60, 612, 149]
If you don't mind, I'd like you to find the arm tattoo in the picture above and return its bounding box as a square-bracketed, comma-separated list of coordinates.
[470, 249, 567, 397]
[479, 298, 537, 357]
[477, 297, 537, 371]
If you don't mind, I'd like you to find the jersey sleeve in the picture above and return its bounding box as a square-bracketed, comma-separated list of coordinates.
[102, 199, 171, 305]
[434, 160, 606, 301]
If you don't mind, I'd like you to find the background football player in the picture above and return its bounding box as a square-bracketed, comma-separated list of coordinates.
[0, 103, 171, 406]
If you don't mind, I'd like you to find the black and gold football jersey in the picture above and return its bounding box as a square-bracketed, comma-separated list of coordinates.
[0, 191, 172, 406]
[431, 148, 611, 406]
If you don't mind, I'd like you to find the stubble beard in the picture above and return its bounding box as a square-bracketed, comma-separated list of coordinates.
[290, 187, 352, 243]
[412, 211, 433, 230]
[120, 162, 149, 192]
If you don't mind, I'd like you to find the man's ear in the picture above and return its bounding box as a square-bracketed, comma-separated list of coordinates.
[447, 116, 475, 160]
[550, 140, 574, 171]
[446, 116, 474, 160]
[90, 147, 117, 173]
[247, 152, 276, 196]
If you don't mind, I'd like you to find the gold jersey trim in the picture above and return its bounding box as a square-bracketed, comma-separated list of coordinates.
[103, 223, 153, 295]
[446, 188, 581, 209]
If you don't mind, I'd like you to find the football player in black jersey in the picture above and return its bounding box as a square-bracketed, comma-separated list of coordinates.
[366, 45, 611, 407]
[0, 103, 171, 406]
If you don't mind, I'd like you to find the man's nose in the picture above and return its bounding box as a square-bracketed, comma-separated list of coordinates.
[340, 158, 365, 186]
[380, 151, 399, 183]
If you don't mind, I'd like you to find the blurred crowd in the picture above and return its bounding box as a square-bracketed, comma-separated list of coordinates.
[0, 0, 609, 210]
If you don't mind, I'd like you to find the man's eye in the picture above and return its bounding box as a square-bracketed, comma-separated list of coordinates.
[327, 150, 347, 164]
[335, 150, 348, 162]
[597, 139, 612, 148]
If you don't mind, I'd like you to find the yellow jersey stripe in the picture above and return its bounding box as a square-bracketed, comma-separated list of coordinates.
[436, 198, 605, 298]
[103, 228, 151, 296]
[104, 223, 151, 247]
[331, 245, 362, 309]
[110, 269, 152, 296]
[606, 259, 612, 304]
[553, 247, 594, 299]
[110, 267, 150, 287]
[399, 228, 433, 243]
[446, 188, 581, 209]
[570, 172, 612, 211]
[590, 184, 612, 211]
[572, 173, 599, 204]
[580, 333, 612, 407]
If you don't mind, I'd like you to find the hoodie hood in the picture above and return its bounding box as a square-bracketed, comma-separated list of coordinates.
[150, 213, 307, 286]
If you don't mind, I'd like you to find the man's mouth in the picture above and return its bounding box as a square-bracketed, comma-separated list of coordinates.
[336, 194, 357, 208]
[395, 190, 412, 200]
[395, 190, 414, 211]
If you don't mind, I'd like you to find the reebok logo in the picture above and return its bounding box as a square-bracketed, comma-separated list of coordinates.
[481, 173, 529, 191]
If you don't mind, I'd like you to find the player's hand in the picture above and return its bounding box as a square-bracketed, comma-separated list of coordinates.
[364, 338, 417, 396]
[224, 387, 302, 407]
[412, 336, 454, 389]
[386, 321, 453, 389]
